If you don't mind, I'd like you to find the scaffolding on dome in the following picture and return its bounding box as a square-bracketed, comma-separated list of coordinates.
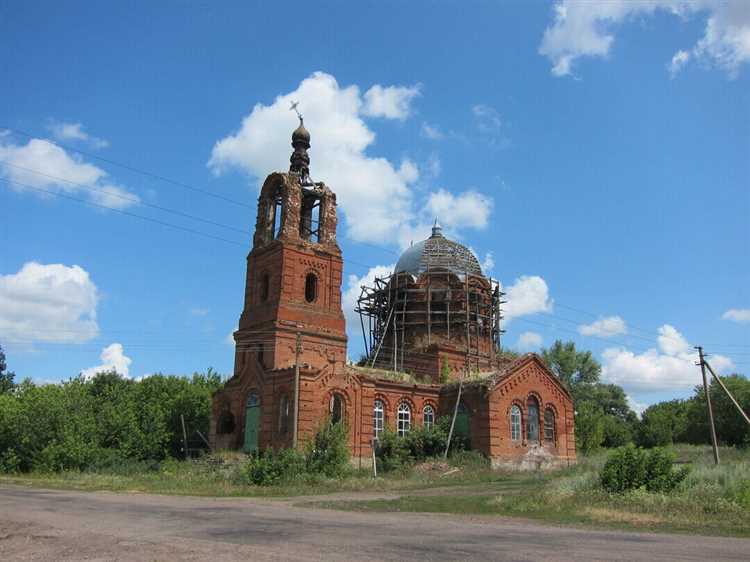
[355, 267, 505, 373]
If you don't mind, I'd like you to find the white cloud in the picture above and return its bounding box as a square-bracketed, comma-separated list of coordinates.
[342, 264, 395, 340]
[722, 308, 750, 323]
[0, 262, 99, 344]
[502, 275, 554, 322]
[420, 122, 444, 140]
[578, 315, 628, 338]
[362, 84, 421, 120]
[472, 104, 502, 133]
[47, 121, 109, 149]
[480, 252, 495, 274]
[669, 49, 692, 76]
[0, 137, 138, 209]
[397, 158, 420, 184]
[602, 324, 735, 391]
[425, 189, 493, 230]
[539, 1, 750, 78]
[225, 331, 235, 346]
[208, 72, 492, 246]
[516, 331, 543, 351]
[81, 343, 132, 379]
[627, 394, 648, 416]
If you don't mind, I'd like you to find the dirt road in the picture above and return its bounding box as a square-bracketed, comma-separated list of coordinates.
[1, 485, 747, 561]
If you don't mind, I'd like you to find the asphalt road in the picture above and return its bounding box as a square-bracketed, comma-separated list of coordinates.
[0, 485, 747, 561]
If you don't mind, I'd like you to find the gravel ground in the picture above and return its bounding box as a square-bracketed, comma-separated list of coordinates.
[1, 485, 748, 562]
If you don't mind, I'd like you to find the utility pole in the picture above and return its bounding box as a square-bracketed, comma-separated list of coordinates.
[444, 361, 466, 459]
[292, 331, 301, 449]
[704, 358, 750, 426]
[696, 346, 719, 465]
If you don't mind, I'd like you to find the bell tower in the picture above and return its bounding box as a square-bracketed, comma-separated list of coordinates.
[232, 118, 347, 377]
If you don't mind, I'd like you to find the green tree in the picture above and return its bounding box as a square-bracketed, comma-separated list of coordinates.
[542, 340, 601, 390]
[684, 374, 749, 447]
[0, 345, 16, 395]
[542, 340, 637, 451]
[637, 399, 689, 447]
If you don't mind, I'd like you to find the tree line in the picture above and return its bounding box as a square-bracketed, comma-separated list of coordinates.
[539, 340, 750, 452]
[0, 341, 748, 473]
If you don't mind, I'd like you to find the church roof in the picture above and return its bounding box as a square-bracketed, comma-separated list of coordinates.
[394, 223, 483, 278]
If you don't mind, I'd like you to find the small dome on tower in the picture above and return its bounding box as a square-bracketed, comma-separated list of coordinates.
[292, 119, 310, 144]
[394, 224, 483, 278]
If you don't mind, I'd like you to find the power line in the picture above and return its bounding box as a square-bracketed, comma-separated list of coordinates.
[1, 126, 254, 209]
[2, 162, 250, 235]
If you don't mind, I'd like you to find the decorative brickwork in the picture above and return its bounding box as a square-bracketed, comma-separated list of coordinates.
[210, 123, 576, 469]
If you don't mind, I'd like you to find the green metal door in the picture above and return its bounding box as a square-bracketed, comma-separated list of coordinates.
[455, 402, 471, 449]
[243, 393, 260, 453]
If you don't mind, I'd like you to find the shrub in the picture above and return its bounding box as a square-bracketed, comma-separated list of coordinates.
[305, 421, 350, 478]
[600, 445, 689, 493]
[375, 428, 412, 472]
[375, 416, 472, 472]
[241, 448, 306, 486]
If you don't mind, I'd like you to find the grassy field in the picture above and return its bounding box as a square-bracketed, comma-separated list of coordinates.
[2, 445, 748, 537]
[314, 446, 750, 537]
[0, 451, 505, 498]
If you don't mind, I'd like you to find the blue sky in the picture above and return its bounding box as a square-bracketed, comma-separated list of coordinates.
[1, 1, 748, 411]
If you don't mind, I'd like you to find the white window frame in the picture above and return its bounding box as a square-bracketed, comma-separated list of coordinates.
[373, 399, 384, 439]
[510, 405, 521, 441]
[397, 402, 411, 437]
[423, 404, 435, 430]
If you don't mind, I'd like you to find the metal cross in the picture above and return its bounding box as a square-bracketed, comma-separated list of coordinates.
[290, 101, 302, 119]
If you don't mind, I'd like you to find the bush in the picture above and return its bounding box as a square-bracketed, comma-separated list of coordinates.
[242, 448, 306, 486]
[375, 416, 472, 472]
[600, 445, 689, 493]
[241, 422, 351, 486]
[304, 421, 350, 478]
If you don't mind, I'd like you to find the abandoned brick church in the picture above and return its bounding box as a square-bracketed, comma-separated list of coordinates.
[209, 118, 576, 469]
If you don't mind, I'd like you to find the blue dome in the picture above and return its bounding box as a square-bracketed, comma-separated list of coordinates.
[394, 225, 483, 278]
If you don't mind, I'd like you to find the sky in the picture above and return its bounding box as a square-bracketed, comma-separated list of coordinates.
[1, 1, 748, 412]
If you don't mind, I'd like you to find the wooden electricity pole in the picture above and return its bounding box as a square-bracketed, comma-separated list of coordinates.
[696, 346, 720, 465]
[444, 362, 466, 459]
[292, 331, 301, 449]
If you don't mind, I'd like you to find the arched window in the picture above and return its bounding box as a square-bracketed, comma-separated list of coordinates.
[217, 408, 235, 435]
[544, 408, 555, 444]
[260, 273, 269, 301]
[423, 405, 435, 430]
[527, 396, 540, 443]
[305, 273, 318, 303]
[330, 393, 344, 425]
[373, 399, 384, 439]
[510, 405, 521, 441]
[257, 349, 264, 368]
[397, 402, 411, 437]
[278, 395, 289, 435]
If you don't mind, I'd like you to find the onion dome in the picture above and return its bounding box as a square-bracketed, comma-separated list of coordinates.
[289, 116, 311, 178]
[394, 220, 483, 278]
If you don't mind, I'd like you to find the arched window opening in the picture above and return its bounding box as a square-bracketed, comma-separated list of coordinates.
[373, 399, 384, 439]
[272, 194, 283, 238]
[330, 393, 344, 425]
[305, 273, 318, 303]
[527, 397, 540, 443]
[246, 393, 260, 408]
[544, 408, 555, 444]
[510, 405, 521, 441]
[278, 395, 289, 435]
[300, 193, 321, 243]
[218, 408, 235, 435]
[260, 273, 269, 302]
[423, 405, 435, 430]
[397, 402, 411, 437]
[257, 349, 264, 368]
